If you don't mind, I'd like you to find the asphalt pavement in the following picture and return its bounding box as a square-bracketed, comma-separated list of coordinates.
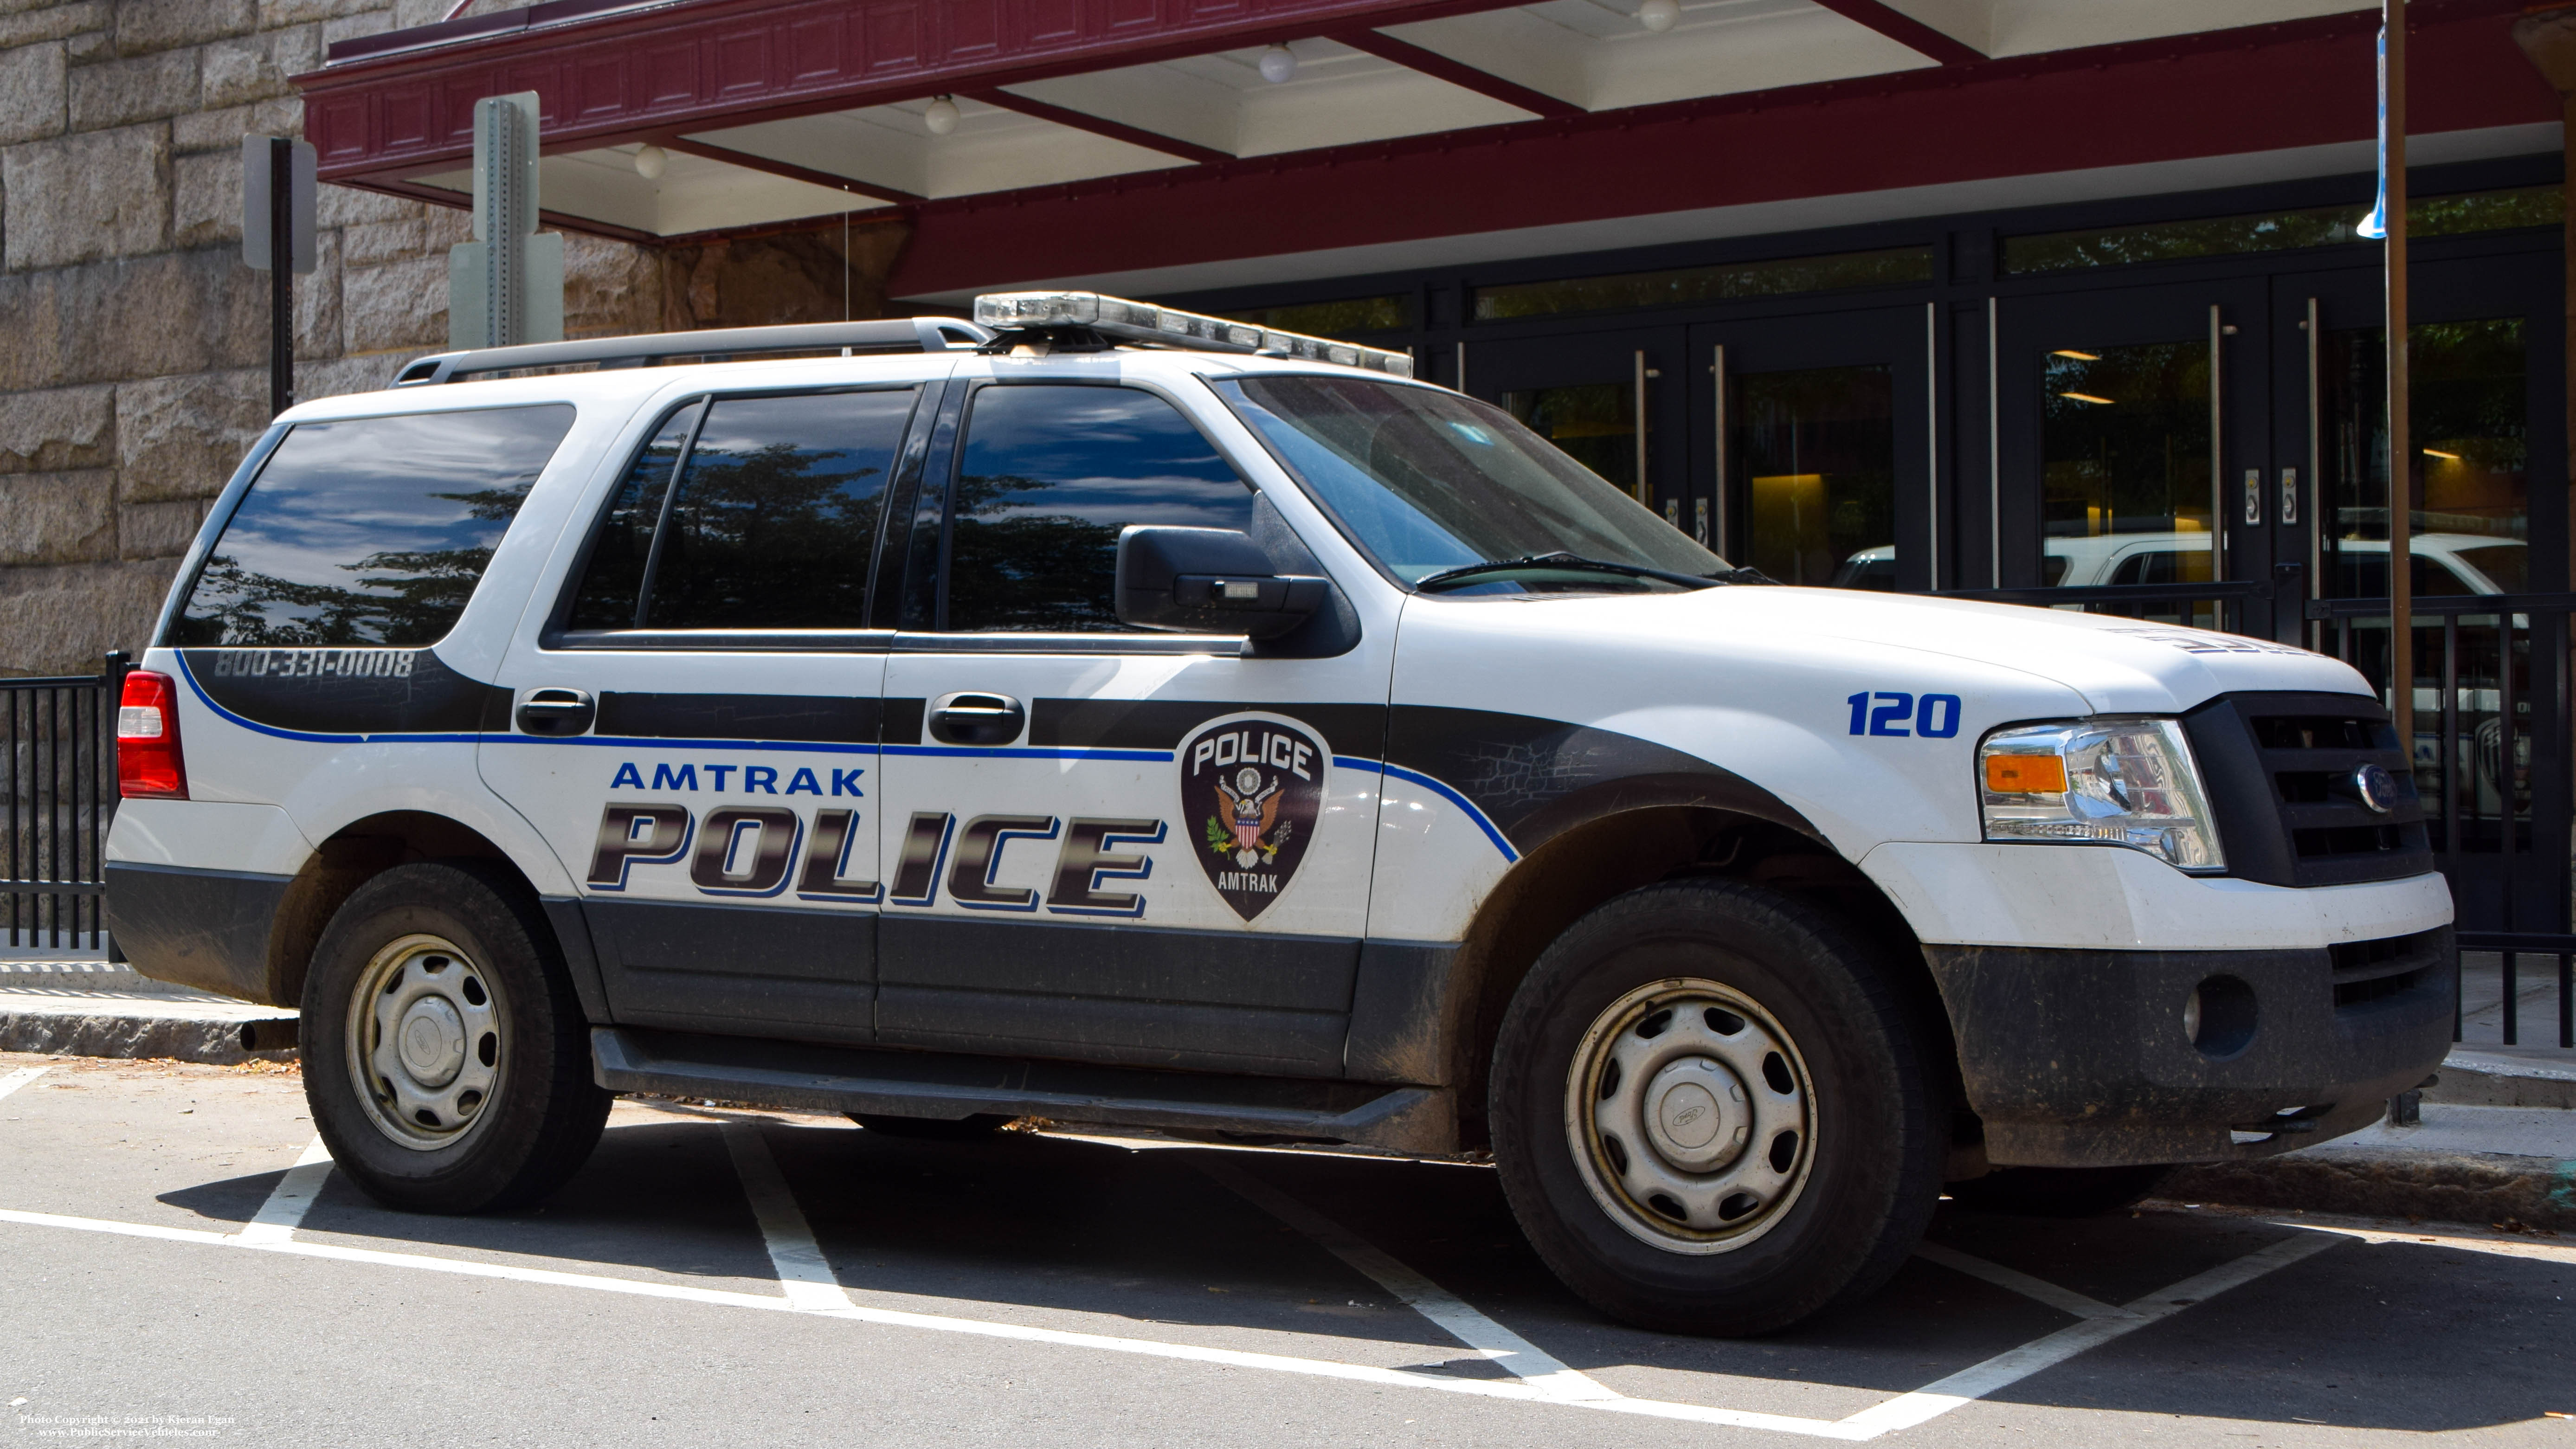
[5, 1051, 2572, 1447]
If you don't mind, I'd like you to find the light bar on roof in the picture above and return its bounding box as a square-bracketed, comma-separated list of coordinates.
[974, 291, 1415, 378]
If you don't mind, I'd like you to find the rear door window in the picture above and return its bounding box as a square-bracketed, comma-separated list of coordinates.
[941, 384, 1254, 632]
[567, 388, 918, 632]
[173, 404, 575, 647]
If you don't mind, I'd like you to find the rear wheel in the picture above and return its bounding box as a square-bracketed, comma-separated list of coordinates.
[1947, 1165, 2174, 1217]
[1491, 879, 1944, 1335]
[303, 862, 610, 1213]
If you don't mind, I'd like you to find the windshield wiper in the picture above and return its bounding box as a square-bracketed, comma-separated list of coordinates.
[1414, 552, 1723, 594]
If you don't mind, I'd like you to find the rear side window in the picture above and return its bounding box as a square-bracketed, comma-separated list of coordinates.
[944, 385, 1253, 632]
[567, 388, 918, 632]
[172, 405, 575, 647]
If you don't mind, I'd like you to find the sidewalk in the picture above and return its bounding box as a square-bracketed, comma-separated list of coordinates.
[0, 960, 298, 1065]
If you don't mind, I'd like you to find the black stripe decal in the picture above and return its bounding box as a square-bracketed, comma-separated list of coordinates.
[594, 692, 883, 744]
[1029, 699, 1387, 758]
[182, 648, 507, 735]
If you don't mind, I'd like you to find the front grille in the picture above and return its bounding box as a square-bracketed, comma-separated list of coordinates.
[2329, 928, 2447, 1010]
[2184, 693, 2435, 888]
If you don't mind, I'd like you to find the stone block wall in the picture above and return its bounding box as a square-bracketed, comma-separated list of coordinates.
[0, 0, 910, 676]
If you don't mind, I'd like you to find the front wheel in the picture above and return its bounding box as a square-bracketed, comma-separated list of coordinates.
[303, 861, 610, 1213]
[1490, 879, 1945, 1336]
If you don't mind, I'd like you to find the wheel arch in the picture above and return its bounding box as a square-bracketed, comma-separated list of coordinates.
[262, 811, 569, 1012]
[1428, 799, 1959, 1152]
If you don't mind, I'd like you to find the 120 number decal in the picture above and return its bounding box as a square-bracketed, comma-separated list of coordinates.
[1846, 691, 1960, 739]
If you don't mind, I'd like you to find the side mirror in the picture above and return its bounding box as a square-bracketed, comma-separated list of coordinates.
[1115, 526, 1332, 640]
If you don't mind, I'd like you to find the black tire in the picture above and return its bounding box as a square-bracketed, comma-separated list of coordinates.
[850, 1113, 1014, 1141]
[1490, 879, 1945, 1336]
[302, 860, 611, 1214]
[1946, 1165, 2174, 1217]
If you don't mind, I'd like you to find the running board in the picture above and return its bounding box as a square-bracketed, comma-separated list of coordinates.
[591, 1027, 1450, 1153]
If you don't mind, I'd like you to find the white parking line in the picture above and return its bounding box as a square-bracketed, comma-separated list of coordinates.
[1197, 1159, 1622, 1404]
[237, 1136, 334, 1245]
[0, 1197, 2344, 1440]
[1839, 1232, 2342, 1437]
[721, 1120, 857, 1311]
[0, 1065, 51, 1101]
[1911, 1243, 2139, 1320]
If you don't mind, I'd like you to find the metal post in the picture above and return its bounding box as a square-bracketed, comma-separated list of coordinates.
[268, 137, 293, 418]
[2385, 0, 2415, 765]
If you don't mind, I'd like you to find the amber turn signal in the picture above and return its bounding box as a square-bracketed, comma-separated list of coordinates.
[1983, 753, 2066, 794]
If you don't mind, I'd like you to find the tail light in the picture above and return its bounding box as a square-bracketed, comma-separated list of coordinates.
[117, 670, 187, 799]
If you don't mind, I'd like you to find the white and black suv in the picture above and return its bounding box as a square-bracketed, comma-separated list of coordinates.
[105, 293, 2454, 1334]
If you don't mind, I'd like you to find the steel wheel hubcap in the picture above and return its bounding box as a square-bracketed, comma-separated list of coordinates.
[1564, 979, 1816, 1254]
[348, 934, 504, 1152]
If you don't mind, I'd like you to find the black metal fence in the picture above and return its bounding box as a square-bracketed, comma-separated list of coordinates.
[3, 651, 127, 955]
[1940, 580, 2574, 1050]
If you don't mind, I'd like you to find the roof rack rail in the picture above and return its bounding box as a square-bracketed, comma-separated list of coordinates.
[391, 316, 994, 386]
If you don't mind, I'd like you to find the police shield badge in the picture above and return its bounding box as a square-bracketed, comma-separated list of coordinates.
[1178, 713, 1329, 921]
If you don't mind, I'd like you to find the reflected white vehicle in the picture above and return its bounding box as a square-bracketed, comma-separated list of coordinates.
[1831, 532, 2526, 595]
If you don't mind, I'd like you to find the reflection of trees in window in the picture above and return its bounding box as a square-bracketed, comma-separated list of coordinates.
[648, 439, 882, 629]
[944, 470, 1123, 632]
[2325, 319, 2527, 547]
[173, 482, 532, 647]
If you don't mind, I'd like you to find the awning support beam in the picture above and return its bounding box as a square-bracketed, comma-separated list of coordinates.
[1325, 29, 1584, 117]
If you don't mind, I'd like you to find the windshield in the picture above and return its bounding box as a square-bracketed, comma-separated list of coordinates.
[1213, 375, 1726, 590]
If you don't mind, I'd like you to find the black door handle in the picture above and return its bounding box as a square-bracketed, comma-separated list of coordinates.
[516, 687, 596, 737]
[928, 691, 1024, 746]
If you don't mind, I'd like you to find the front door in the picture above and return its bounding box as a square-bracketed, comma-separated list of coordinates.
[871, 371, 1397, 1077]
[1460, 325, 1691, 529]
[480, 384, 928, 1044]
[1691, 306, 1934, 591]
[1994, 278, 2271, 623]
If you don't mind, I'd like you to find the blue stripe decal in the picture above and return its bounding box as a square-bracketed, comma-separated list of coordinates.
[1377, 761, 1520, 863]
[491, 734, 877, 756]
[882, 745, 1173, 763]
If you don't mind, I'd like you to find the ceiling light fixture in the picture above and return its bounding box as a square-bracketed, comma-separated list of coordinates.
[924, 95, 960, 136]
[2050, 349, 2100, 361]
[2060, 392, 2115, 406]
[632, 144, 666, 180]
[2421, 448, 2462, 460]
[1639, 0, 1680, 32]
[1258, 44, 1299, 83]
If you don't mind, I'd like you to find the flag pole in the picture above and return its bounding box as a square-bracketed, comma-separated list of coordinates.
[2381, 0, 2415, 769]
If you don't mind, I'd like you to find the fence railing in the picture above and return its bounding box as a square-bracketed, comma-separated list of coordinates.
[1934, 580, 2573, 1050]
[4, 651, 127, 955]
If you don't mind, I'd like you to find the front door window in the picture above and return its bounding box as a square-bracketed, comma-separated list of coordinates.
[2321, 317, 2529, 597]
[1733, 365, 1895, 588]
[1502, 383, 1636, 501]
[2040, 341, 2214, 588]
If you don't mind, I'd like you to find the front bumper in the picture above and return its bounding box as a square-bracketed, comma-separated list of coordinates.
[1926, 927, 2454, 1167]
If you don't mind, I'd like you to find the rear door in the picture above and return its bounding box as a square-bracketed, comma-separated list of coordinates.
[871, 370, 1396, 1077]
[479, 382, 932, 1044]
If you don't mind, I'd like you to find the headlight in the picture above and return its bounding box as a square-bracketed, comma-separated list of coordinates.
[1977, 718, 2223, 872]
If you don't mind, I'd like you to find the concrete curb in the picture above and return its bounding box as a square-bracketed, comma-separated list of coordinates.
[0, 1009, 299, 1066]
[2165, 1149, 2576, 1232]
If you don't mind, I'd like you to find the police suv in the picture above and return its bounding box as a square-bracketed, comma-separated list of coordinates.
[104, 292, 2452, 1335]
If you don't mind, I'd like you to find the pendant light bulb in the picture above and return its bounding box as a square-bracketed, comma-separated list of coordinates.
[1258, 44, 1298, 83]
[924, 95, 960, 136]
[632, 143, 666, 180]
[1638, 0, 1680, 31]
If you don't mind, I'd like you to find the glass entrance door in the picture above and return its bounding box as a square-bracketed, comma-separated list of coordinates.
[2273, 253, 2564, 934]
[1690, 308, 1932, 590]
[1995, 280, 2270, 626]
[1461, 325, 1689, 530]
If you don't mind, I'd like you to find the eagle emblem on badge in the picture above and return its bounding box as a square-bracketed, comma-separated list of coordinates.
[1178, 713, 1329, 921]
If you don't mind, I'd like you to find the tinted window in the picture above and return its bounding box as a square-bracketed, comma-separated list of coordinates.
[567, 402, 699, 630]
[174, 405, 574, 646]
[594, 389, 916, 631]
[945, 386, 1253, 632]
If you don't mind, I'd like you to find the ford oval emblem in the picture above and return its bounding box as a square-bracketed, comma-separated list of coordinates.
[2353, 763, 2400, 815]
